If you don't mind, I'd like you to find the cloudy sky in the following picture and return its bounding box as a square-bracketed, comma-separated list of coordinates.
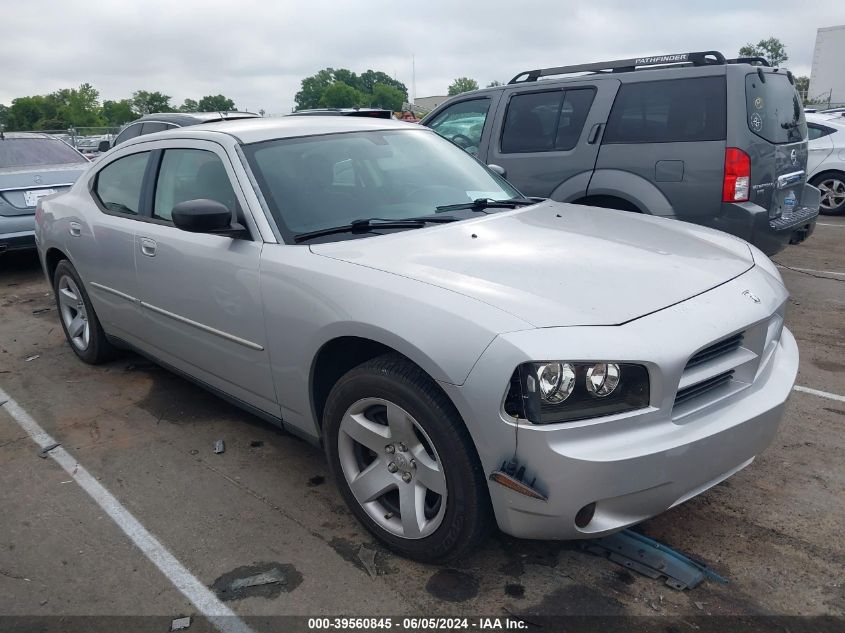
[3, 0, 844, 114]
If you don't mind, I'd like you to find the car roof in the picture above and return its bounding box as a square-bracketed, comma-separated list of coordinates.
[172, 115, 423, 144]
[134, 111, 261, 125]
[806, 112, 845, 127]
[0, 132, 62, 140]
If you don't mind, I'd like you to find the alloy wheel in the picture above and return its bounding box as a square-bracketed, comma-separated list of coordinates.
[337, 397, 447, 539]
[818, 178, 845, 211]
[57, 275, 90, 351]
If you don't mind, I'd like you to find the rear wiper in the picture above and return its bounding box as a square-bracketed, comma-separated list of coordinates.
[294, 216, 457, 243]
[435, 197, 539, 213]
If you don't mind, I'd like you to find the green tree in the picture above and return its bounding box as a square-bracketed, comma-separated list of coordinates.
[132, 90, 173, 115]
[319, 81, 367, 108]
[179, 98, 199, 113]
[6, 96, 50, 130]
[360, 70, 407, 98]
[295, 68, 336, 110]
[102, 99, 136, 125]
[370, 83, 405, 111]
[448, 77, 479, 96]
[794, 76, 810, 101]
[58, 83, 104, 127]
[197, 94, 236, 111]
[486, 80, 503, 88]
[739, 37, 788, 67]
[0, 104, 8, 128]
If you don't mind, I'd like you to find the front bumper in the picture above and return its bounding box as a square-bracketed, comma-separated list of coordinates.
[441, 265, 797, 540]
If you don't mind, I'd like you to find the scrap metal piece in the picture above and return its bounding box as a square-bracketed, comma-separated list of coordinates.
[228, 568, 286, 591]
[213, 440, 225, 454]
[582, 529, 728, 590]
[38, 443, 60, 459]
[358, 544, 378, 577]
[170, 616, 192, 631]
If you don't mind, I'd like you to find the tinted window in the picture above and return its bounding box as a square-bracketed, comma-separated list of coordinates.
[807, 124, 834, 141]
[153, 149, 237, 221]
[0, 138, 87, 167]
[745, 73, 806, 144]
[245, 129, 519, 239]
[502, 88, 595, 153]
[141, 122, 175, 136]
[113, 122, 142, 146]
[427, 99, 490, 155]
[94, 152, 149, 215]
[604, 77, 726, 144]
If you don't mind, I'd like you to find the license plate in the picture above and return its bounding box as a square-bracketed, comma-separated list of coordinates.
[23, 188, 56, 207]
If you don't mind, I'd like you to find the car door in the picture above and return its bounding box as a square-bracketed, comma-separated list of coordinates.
[70, 148, 151, 340]
[132, 140, 277, 416]
[486, 79, 618, 199]
[425, 95, 500, 159]
[807, 123, 835, 175]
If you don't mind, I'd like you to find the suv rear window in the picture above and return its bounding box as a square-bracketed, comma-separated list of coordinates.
[604, 77, 726, 144]
[745, 73, 806, 144]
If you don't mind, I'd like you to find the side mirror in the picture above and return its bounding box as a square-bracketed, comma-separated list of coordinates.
[97, 140, 111, 153]
[487, 164, 507, 178]
[171, 199, 246, 237]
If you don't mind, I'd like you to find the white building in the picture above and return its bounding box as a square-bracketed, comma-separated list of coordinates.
[412, 95, 450, 114]
[809, 25, 845, 105]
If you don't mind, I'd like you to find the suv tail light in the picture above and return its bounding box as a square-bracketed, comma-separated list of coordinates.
[723, 148, 750, 202]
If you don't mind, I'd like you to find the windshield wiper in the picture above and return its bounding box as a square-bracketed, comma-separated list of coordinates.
[294, 216, 457, 243]
[435, 197, 539, 213]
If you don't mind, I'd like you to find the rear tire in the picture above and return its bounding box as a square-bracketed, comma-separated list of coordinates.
[323, 353, 492, 562]
[53, 260, 117, 364]
[811, 172, 845, 215]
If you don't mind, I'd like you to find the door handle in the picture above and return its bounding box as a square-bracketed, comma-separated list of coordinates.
[139, 237, 157, 257]
[587, 123, 604, 145]
[69, 222, 81, 237]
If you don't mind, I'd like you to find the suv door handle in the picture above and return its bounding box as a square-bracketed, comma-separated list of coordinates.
[69, 222, 81, 237]
[139, 237, 157, 257]
[587, 123, 604, 145]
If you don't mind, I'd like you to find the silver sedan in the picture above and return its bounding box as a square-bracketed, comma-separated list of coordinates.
[36, 117, 798, 562]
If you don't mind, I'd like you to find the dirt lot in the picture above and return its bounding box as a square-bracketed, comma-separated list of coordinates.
[1, 218, 844, 629]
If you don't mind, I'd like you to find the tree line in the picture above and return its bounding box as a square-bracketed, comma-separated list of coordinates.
[0, 85, 241, 132]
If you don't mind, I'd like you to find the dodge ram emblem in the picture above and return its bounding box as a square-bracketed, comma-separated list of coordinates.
[742, 290, 761, 303]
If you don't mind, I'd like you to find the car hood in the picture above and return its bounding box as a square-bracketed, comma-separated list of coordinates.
[310, 202, 754, 328]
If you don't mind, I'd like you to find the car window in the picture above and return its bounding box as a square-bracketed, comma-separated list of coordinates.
[0, 138, 88, 167]
[244, 129, 520, 239]
[807, 123, 834, 141]
[745, 73, 806, 144]
[141, 122, 175, 136]
[153, 149, 237, 222]
[427, 99, 491, 155]
[113, 122, 143, 146]
[604, 77, 726, 144]
[94, 152, 149, 215]
[501, 88, 595, 153]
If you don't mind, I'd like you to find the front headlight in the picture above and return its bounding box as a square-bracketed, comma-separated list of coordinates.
[504, 361, 650, 424]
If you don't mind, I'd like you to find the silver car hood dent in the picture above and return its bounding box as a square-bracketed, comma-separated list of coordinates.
[311, 202, 754, 328]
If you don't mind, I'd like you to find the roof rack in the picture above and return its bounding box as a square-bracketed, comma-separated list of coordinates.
[508, 50, 737, 84]
[725, 56, 771, 67]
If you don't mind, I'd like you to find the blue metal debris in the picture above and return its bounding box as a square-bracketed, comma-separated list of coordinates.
[582, 529, 729, 590]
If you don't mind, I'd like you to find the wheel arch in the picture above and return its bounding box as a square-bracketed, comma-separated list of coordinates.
[584, 168, 675, 216]
[44, 247, 70, 283]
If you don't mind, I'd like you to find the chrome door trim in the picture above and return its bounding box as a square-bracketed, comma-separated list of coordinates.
[140, 301, 265, 351]
[90, 281, 139, 303]
[1, 183, 76, 192]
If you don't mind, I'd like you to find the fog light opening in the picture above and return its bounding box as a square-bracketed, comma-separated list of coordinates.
[575, 502, 596, 529]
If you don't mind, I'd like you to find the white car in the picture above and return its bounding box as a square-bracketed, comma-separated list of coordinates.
[807, 112, 845, 215]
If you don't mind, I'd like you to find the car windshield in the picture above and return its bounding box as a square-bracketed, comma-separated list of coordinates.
[244, 129, 520, 241]
[0, 138, 88, 168]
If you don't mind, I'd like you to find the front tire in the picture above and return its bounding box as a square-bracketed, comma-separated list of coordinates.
[53, 260, 117, 364]
[811, 172, 845, 215]
[323, 353, 491, 562]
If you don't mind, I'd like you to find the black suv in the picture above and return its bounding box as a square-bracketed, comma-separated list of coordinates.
[107, 111, 261, 149]
[422, 51, 820, 255]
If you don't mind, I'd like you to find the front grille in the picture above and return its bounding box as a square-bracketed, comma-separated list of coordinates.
[685, 333, 744, 369]
[674, 370, 734, 408]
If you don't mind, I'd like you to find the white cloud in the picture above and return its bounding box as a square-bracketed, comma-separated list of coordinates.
[2, 0, 843, 114]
